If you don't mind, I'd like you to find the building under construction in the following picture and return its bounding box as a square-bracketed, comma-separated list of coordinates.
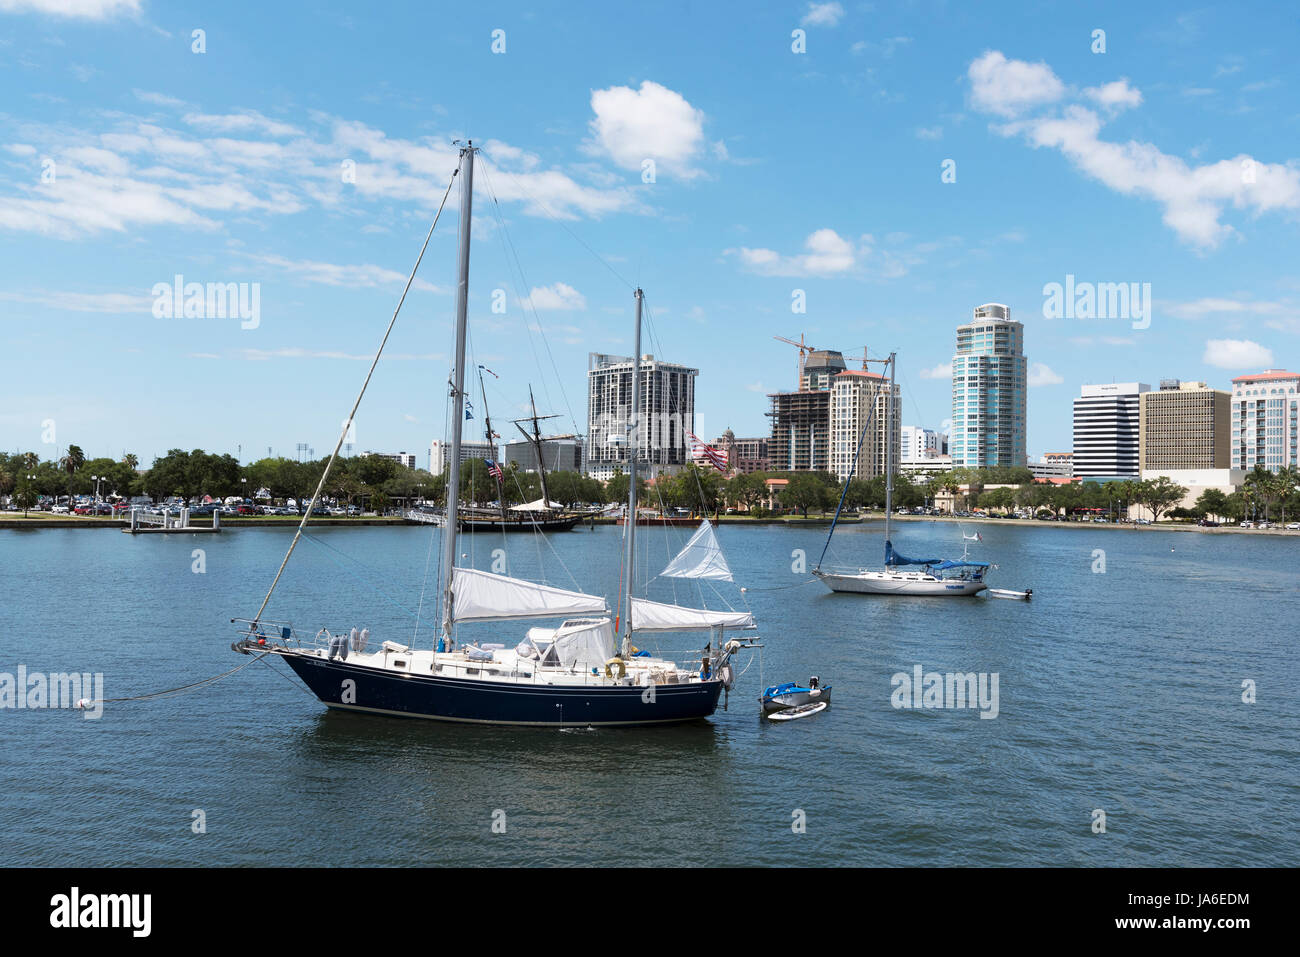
[767, 350, 845, 472]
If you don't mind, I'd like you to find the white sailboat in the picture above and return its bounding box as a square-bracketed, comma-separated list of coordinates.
[231, 143, 753, 725]
[812, 350, 991, 597]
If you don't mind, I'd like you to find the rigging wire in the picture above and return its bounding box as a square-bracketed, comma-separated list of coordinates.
[250, 166, 460, 626]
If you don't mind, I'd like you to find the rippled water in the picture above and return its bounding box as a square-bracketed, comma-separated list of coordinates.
[2, 519, 1295, 866]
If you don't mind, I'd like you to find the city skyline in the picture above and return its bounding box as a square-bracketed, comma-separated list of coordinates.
[2, 2, 1298, 466]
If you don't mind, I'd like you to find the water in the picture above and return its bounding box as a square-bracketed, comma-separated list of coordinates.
[1, 520, 1295, 866]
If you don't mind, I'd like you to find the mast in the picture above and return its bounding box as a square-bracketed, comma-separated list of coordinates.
[439, 142, 475, 647]
[477, 365, 507, 523]
[884, 351, 895, 550]
[528, 387, 552, 509]
[621, 288, 643, 655]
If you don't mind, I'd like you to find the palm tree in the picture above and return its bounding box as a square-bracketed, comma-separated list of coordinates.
[122, 453, 139, 471]
[1274, 464, 1299, 525]
[59, 445, 85, 508]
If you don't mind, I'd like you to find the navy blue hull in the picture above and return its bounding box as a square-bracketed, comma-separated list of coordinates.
[279, 653, 724, 726]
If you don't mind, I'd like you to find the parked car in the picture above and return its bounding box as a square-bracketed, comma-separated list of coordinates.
[1198, 519, 1220, 527]
[1287, 523, 1300, 530]
[1239, 521, 1254, 528]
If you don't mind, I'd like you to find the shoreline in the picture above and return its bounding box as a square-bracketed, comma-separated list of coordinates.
[3, 511, 1296, 535]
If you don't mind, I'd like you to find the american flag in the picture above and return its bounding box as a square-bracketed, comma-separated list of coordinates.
[484, 459, 503, 481]
[688, 432, 728, 473]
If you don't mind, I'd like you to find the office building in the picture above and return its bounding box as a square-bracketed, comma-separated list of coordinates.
[901, 426, 947, 463]
[1139, 380, 1230, 471]
[361, 451, 417, 469]
[501, 437, 584, 473]
[430, 439, 496, 476]
[1073, 382, 1149, 478]
[713, 430, 769, 473]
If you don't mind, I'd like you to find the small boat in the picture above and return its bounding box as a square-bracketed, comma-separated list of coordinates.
[988, 588, 1032, 600]
[766, 701, 828, 721]
[761, 676, 831, 713]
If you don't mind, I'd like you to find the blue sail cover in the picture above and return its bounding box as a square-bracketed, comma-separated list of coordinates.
[931, 559, 990, 571]
[884, 540, 941, 567]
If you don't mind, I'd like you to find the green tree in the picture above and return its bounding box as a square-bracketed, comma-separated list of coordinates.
[1136, 477, 1188, 524]
[1194, 488, 1229, 521]
[780, 473, 830, 517]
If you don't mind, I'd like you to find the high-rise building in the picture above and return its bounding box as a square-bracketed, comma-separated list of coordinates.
[950, 304, 1027, 468]
[430, 439, 496, 475]
[1073, 382, 1149, 478]
[586, 352, 697, 481]
[767, 349, 845, 473]
[501, 437, 584, 473]
[829, 370, 901, 482]
[1139, 380, 1230, 471]
[900, 426, 947, 463]
[1230, 369, 1300, 472]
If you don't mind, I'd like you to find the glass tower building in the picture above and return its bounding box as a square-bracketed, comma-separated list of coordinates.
[950, 304, 1027, 468]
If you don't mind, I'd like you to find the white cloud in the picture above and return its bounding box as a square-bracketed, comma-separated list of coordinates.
[0, 289, 150, 312]
[1166, 297, 1287, 320]
[968, 50, 1065, 118]
[727, 228, 857, 277]
[1084, 78, 1142, 111]
[0, 107, 643, 239]
[250, 254, 444, 292]
[585, 80, 707, 179]
[968, 51, 1300, 249]
[522, 282, 586, 311]
[801, 2, 844, 27]
[1028, 362, 1063, 386]
[915, 126, 943, 140]
[0, 0, 139, 19]
[182, 111, 301, 138]
[1203, 338, 1274, 369]
[919, 361, 952, 379]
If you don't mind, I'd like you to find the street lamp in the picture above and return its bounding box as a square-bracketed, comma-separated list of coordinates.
[90, 474, 103, 504]
[23, 473, 36, 519]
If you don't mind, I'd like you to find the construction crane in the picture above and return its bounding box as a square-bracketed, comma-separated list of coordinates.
[774, 334, 816, 387]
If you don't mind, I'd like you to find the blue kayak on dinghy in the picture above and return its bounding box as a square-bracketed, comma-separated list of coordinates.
[761, 676, 831, 713]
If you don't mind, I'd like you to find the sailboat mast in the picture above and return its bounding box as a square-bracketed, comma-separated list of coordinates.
[884, 351, 895, 546]
[478, 366, 507, 523]
[621, 288, 643, 654]
[528, 387, 552, 509]
[440, 142, 475, 646]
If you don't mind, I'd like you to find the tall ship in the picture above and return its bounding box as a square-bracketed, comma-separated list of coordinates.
[232, 143, 755, 725]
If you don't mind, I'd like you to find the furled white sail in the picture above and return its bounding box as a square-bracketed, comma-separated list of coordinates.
[510, 498, 553, 512]
[452, 567, 607, 622]
[629, 597, 754, 633]
[659, 520, 733, 582]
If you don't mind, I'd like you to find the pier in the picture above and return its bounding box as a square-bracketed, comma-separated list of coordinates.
[123, 507, 221, 534]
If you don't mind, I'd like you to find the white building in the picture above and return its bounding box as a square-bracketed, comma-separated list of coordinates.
[430, 439, 497, 476]
[1073, 382, 1149, 478]
[950, 303, 1028, 468]
[586, 352, 697, 481]
[1137, 468, 1245, 515]
[901, 425, 947, 463]
[1230, 369, 1300, 472]
[828, 369, 901, 482]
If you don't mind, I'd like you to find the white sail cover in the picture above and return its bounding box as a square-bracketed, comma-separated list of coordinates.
[659, 520, 733, 582]
[451, 567, 607, 622]
[630, 597, 754, 633]
[510, 498, 553, 512]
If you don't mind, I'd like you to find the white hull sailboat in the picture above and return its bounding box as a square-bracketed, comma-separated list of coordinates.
[811, 350, 990, 597]
[231, 143, 755, 726]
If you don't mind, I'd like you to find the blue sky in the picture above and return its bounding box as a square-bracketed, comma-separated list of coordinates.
[2, 0, 1297, 466]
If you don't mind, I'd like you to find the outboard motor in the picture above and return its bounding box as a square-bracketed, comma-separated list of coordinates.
[809, 675, 820, 690]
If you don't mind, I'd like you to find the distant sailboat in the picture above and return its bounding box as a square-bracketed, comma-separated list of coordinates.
[232, 144, 752, 725]
[811, 351, 991, 597]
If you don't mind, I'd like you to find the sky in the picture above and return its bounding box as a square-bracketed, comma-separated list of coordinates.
[1, 0, 1298, 467]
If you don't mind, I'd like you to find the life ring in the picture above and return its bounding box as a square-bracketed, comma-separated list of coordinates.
[604, 657, 627, 679]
